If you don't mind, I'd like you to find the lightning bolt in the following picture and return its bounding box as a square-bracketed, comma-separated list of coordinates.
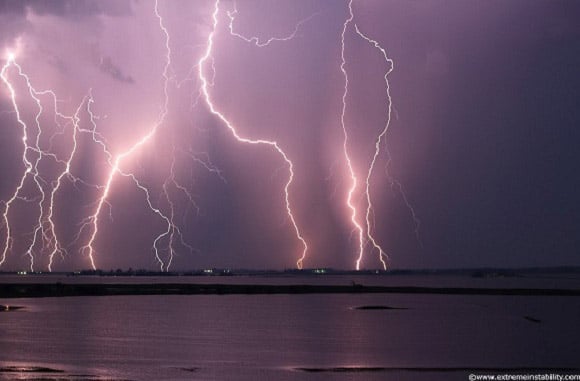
[0, 2, 219, 272]
[0, 54, 38, 270]
[0, 1, 419, 272]
[0, 54, 86, 270]
[80, 126, 161, 270]
[227, 1, 318, 47]
[354, 24, 393, 270]
[44, 93, 91, 271]
[198, 0, 309, 269]
[18, 81, 48, 273]
[80, 0, 179, 271]
[1, 51, 115, 271]
[355, 24, 422, 267]
[340, 1, 367, 271]
[385, 158, 422, 248]
[341, 3, 421, 270]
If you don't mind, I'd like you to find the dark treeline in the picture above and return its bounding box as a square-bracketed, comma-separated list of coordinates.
[2, 266, 580, 277]
[2, 283, 580, 299]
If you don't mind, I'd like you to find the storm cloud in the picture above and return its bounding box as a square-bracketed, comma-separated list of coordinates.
[0, 0, 579, 271]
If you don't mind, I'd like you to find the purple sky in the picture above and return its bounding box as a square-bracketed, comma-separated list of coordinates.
[0, 0, 579, 271]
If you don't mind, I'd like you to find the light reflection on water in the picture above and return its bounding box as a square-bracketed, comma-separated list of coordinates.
[0, 292, 579, 380]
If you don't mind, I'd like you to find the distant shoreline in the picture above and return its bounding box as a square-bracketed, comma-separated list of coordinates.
[1, 283, 580, 299]
[3, 265, 580, 277]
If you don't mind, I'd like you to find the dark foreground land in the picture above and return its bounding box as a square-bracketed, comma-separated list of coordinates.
[2, 282, 580, 299]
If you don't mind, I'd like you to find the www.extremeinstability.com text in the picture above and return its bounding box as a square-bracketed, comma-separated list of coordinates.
[469, 374, 580, 381]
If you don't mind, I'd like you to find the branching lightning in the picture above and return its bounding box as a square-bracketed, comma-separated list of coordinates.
[0, 2, 200, 271]
[340, 1, 367, 271]
[0, 0, 419, 272]
[1, 54, 38, 270]
[340, 2, 421, 270]
[198, 0, 309, 269]
[1, 55, 92, 271]
[46, 94, 92, 271]
[351, 23, 394, 270]
[80, 0, 186, 271]
[227, 1, 318, 48]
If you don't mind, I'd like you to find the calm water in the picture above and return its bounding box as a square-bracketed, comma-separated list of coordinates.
[1, 289, 579, 380]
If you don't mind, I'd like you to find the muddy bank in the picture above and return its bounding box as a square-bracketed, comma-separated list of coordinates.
[1, 283, 580, 298]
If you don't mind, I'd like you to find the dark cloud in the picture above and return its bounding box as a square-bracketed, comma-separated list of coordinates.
[98, 56, 134, 84]
[0, 1, 28, 47]
[0, 1, 27, 15]
[0, 0, 133, 50]
[0, 0, 133, 18]
[1, 0, 579, 271]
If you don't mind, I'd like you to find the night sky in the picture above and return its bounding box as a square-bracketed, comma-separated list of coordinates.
[0, 0, 579, 271]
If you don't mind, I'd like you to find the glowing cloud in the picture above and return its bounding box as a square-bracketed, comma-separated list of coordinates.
[0, 1, 418, 271]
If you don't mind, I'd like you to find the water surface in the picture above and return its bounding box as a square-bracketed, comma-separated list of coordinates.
[1, 291, 579, 380]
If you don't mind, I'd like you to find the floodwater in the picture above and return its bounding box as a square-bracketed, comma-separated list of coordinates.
[1, 276, 579, 380]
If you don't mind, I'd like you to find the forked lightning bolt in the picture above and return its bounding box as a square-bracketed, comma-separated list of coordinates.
[340, 1, 367, 270]
[198, 0, 309, 269]
[0, 1, 419, 271]
[227, 1, 318, 47]
[0, 2, 197, 271]
[1, 54, 39, 270]
[357, 23, 422, 266]
[342, 2, 421, 269]
[46, 95, 92, 271]
[81, 0, 184, 271]
[355, 24, 393, 270]
[1, 54, 90, 271]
